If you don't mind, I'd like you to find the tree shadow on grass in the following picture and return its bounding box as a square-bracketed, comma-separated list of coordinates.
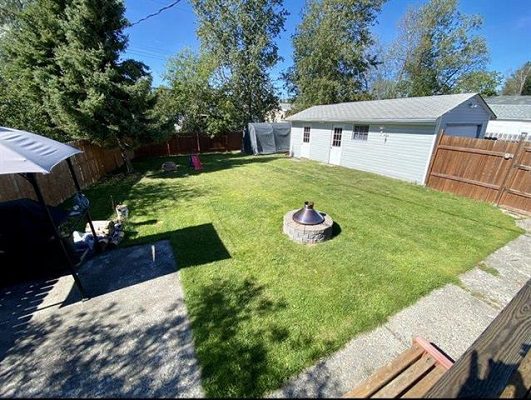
[188, 277, 290, 397]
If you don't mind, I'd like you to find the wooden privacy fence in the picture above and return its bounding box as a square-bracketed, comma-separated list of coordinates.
[134, 132, 242, 159]
[0, 141, 125, 206]
[426, 132, 531, 214]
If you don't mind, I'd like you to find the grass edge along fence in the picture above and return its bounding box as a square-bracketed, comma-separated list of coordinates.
[0, 132, 243, 206]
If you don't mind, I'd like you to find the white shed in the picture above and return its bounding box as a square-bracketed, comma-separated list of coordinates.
[485, 96, 531, 140]
[287, 93, 495, 184]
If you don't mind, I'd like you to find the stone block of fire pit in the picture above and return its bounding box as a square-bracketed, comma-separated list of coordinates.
[283, 209, 333, 244]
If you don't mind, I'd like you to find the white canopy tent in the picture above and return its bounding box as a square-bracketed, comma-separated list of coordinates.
[0, 127, 96, 298]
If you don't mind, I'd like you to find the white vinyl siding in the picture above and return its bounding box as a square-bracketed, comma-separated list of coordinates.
[486, 120, 531, 139]
[439, 96, 490, 138]
[307, 122, 333, 163]
[340, 123, 437, 184]
[290, 124, 303, 157]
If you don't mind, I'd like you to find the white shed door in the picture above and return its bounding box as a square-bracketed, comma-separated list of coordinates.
[329, 126, 343, 165]
[445, 124, 480, 138]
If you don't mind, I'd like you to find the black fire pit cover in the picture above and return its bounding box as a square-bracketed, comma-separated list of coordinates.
[292, 201, 325, 225]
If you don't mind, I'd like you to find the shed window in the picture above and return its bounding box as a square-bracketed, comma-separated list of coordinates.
[303, 127, 310, 143]
[352, 125, 369, 141]
[332, 127, 342, 147]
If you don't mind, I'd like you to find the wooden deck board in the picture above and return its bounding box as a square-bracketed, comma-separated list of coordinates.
[426, 279, 531, 398]
[401, 365, 446, 398]
[342, 345, 424, 398]
[372, 354, 436, 398]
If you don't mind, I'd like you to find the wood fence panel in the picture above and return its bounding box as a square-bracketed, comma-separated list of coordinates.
[498, 144, 531, 213]
[426, 133, 531, 214]
[0, 141, 125, 206]
[135, 132, 242, 159]
[1, 133, 243, 206]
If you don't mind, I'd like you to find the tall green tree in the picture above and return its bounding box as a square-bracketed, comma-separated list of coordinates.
[502, 61, 531, 95]
[0, 0, 65, 139]
[390, 0, 493, 97]
[454, 70, 501, 97]
[163, 49, 238, 137]
[0, 0, 31, 31]
[287, 0, 384, 110]
[191, 0, 287, 127]
[0, 0, 168, 172]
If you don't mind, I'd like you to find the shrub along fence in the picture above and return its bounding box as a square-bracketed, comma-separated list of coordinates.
[134, 132, 242, 159]
[0, 141, 125, 206]
[426, 132, 531, 214]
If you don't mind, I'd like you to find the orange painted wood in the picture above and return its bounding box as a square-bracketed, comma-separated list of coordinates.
[413, 337, 454, 370]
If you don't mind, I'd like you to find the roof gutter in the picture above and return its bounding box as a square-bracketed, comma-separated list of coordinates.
[286, 118, 437, 124]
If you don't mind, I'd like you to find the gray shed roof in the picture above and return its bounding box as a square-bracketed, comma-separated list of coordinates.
[485, 96, 531, 121]
[286, 93, 494, 123]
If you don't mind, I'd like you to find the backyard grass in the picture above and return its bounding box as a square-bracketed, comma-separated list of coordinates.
[81, 152, 522, 397]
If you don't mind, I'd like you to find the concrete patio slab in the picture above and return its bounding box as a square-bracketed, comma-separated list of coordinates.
[0, 240, 204, 398]
[384, 284, 499, 360]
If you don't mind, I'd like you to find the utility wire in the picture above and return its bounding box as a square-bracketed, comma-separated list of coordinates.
[128, 0, 182, 28]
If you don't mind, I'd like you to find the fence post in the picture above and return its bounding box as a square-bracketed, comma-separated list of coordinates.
[495, 132, 528, 206]
[424, 130, 445, 186]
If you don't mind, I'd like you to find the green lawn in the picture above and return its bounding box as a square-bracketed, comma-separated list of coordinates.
[81, 152, 522, 397]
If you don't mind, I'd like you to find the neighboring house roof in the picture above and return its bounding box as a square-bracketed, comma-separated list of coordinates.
[485, 96, 531, 121]
[485, 96, 531, 105]
[286, 93, 495, 123]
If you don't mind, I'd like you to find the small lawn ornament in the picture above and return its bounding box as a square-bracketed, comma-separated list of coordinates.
[162, 161, 178, 172]
[115, 204, 129, 222]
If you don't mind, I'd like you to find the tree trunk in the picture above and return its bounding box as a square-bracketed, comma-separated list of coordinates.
[117, 138, 134, 174]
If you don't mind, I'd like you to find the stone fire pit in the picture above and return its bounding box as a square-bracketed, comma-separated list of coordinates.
[283, 202, 333, 244]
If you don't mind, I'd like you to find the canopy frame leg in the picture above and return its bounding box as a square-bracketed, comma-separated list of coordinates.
[23, 173, 88, 300]
[65, 158, 100, 252]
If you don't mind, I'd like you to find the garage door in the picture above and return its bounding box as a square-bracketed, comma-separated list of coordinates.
[445, 124, 480, 138]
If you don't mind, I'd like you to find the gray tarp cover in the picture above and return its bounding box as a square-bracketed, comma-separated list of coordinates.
[247, 122, 291, 155]
[0, 127, 81, 174]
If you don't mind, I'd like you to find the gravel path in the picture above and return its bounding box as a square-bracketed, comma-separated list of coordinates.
[268, 218, 531, 398]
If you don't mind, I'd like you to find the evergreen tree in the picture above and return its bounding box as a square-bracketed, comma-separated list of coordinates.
[0, 0, 169, 172]
[0, 0, 67, 139]
[287, 0, 384, 110]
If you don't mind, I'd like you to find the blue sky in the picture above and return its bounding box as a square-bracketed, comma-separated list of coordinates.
[123, 0, 531, 94]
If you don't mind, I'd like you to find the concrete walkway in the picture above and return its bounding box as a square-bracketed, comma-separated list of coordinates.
[0, 240, 204, 398]
[269, 218, 531, 398]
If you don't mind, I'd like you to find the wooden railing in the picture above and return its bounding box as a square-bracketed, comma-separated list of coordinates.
[426, 280, 531, 398]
